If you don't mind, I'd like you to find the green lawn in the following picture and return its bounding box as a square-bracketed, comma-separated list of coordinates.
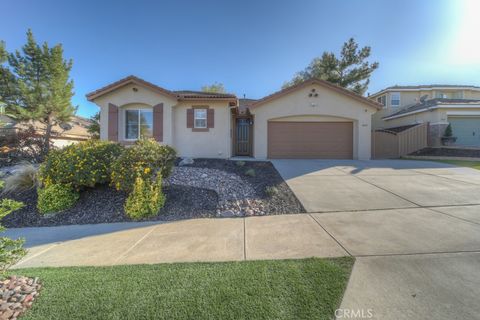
[18, 257, 353, 320]
[424, 160, 480, 170]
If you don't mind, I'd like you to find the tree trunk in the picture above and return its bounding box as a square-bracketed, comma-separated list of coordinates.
[43, 118, 53, 158]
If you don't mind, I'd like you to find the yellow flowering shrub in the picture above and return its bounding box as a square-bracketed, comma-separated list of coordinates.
[38, 140, 123, 190]
[37, 184, 79, 214]
[124, 173, 165, 220]
[111, 139, 176, 192]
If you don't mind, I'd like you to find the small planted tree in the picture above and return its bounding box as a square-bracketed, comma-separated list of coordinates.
[441, 124, 457, 146]
[444, 124, 453, 137]
[0, 199, 26, 273]
[87, 112, 100, 139]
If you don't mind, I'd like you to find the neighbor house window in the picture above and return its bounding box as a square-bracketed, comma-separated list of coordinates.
[390, 92, 400, 106]
[194, 109, 207, 128]
[125, 109, 153, 140]
[435, 91, 447, 98]
[376, 95, 386, 107]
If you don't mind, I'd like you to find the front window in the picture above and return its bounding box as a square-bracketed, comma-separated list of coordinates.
[194, 109, 207, 128]
[125, 109, 153, 140]
[390, 92, 400, 107]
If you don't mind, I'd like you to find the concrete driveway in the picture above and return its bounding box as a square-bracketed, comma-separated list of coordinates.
[272, 159, 480, 319]
[272, 159, 480, 212]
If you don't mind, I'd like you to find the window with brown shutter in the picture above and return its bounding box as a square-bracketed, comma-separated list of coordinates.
[188, 106, 212, 132]
[207, 109, 214, 128]
[153, 103, 163, 142]
[108, 103, 119, 141]
[186, 109, 194, 128]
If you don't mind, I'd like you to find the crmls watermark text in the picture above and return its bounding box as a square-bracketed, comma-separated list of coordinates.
[335, 308, 374, 319]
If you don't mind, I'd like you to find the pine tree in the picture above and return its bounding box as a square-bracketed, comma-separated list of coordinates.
[1, 30, 76, 156]
[87, 112, 100, 139]
[283, 38, 379, 95]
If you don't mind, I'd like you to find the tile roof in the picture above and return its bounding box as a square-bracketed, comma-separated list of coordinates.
[173, 90, 236, 99]
[385, 84, 480, 90]
[384, 98, 480, 119]
[86, 75, 237, 101]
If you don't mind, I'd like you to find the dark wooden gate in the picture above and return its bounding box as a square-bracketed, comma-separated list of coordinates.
[235, 118, 252, 156]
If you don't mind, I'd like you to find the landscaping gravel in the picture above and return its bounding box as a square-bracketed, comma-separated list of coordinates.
[180, 159, 305, 216]
[1, 159, 304, 227]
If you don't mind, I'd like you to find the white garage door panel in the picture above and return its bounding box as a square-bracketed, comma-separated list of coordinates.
[448, 117, 480, 146]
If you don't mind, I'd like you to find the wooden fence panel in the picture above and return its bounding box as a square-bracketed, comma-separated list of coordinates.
[372, 123, 428, 159]
[372, 131, 399, 159]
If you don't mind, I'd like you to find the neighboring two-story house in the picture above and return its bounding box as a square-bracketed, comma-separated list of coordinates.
[370, 85, 480, 147]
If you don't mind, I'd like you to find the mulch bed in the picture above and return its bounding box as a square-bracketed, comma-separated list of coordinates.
[409, 147, 480, 158]
[1, 185, 218, 228]
[1, 159, 304, 228]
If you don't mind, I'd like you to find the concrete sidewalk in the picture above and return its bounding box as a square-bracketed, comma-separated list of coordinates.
[8, 204, 480, 268]
[9, 214, 347, 268]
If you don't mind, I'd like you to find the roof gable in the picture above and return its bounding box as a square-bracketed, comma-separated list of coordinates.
[86, 75, 177, 101]
[251, 78, 382, 110]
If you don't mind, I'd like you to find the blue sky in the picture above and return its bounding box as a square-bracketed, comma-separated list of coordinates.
[1, 0, 479, 118]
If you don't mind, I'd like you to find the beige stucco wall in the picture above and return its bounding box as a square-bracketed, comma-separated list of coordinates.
[250, 83, 377, 160]
[93, 83, 178, 145]
[172, 101, 231, 158]
[464, 90, 480, 99]
[91, 84, 232, 158]
[383, 107, 480, 128]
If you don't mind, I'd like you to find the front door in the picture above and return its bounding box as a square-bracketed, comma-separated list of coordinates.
[235, 118, 252, 156]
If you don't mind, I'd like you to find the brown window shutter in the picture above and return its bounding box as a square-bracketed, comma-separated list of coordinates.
[186, 109, 194, 128]
[207, 108, 214, 128]
[153, 103, 163, 142]
[108, 103, 118, 141]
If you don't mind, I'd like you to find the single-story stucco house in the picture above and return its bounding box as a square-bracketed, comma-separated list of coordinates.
[86, 76, 381, 160]
[370, 85, 480, 147]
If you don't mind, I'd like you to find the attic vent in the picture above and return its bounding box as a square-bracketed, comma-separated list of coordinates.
[308, 88, 319, 98]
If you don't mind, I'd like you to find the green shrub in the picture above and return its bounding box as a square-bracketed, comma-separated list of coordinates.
[245, 168, 256, 177]
[235, 161, 246, 167]
[2, 163, 38, 194]
[124, 174, 165, 220]
[265, 186, 279, 197]
[444, 124, 453, 137]
[0, 180, 4, 191]
[0, 199, 26, 273]
[39, 140, 123, 190]
[111, 139, 176, 192]
[37, 184, 79, 214]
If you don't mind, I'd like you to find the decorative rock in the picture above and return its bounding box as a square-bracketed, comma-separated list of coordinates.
[178, 157, 194, 166]
[165, 167, 266, 216]
[0, 276, 41, 319]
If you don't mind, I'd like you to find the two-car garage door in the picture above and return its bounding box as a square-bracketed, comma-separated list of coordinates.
[267, 121, 353, 159]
